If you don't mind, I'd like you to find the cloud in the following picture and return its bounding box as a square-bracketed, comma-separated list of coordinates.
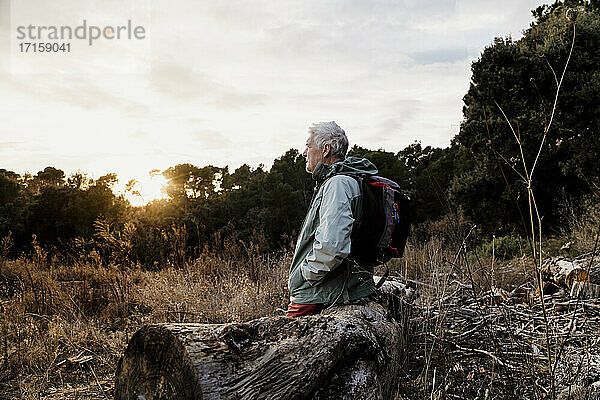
[150, 60, 270, 109]
[55, 80, 149, 113]
[408, 48, 471, 65]
[0, 0, 8, 65]
[0, 73, 148, 113]
[0, 0, 544, 178]
[190, 129, 232, 151]
[132, 131, 148, 139]
[0, 141, 28, 150]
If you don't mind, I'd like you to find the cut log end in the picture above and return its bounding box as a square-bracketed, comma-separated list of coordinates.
[114, 325, 201, 400]
[542, 257, 591, 289]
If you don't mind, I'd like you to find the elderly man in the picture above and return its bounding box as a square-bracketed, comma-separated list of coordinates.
[287, 121, 379, 317]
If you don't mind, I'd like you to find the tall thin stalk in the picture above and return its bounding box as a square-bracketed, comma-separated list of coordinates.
[494, 13, 577, 399]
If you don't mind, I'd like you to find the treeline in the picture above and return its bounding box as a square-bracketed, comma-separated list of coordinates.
[0, 144, 453, 268]
[1, 1, 599, 268]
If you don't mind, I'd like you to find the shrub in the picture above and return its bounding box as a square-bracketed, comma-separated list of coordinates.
[477, 234, 529, 260]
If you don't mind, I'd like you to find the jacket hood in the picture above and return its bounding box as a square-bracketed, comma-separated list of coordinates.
[312, 156, 378, 182]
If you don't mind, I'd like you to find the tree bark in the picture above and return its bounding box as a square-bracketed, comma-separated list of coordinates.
[114, 279, 413, 400]
[542, 256, 592, 289]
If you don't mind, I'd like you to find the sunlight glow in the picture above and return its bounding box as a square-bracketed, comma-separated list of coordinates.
[120, 170, 169, 207]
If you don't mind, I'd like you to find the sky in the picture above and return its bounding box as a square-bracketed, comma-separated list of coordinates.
[0, 0, 545, 204]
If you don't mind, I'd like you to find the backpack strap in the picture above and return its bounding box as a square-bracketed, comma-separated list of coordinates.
[334, 173, 365, 238]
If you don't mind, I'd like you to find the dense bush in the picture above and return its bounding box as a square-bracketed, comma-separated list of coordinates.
[476, 234, 530, 260]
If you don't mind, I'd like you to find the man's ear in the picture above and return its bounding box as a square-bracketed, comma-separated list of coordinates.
[322, 143, 331, 157]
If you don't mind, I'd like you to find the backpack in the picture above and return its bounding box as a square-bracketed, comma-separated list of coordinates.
[342, 174, 411, 268]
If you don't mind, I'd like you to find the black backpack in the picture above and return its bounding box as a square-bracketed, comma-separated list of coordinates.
[343, 174, 411, 268]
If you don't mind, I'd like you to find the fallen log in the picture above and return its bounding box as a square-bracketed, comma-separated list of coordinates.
[114, 279, 413, 400]
[542, 256, 590, 290]
[570, 281, 600, 299]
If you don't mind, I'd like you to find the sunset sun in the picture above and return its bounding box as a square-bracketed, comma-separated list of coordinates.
[121, 170, 169, 206]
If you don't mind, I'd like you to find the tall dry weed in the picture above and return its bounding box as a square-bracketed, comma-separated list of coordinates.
[0, 242, 291, 398]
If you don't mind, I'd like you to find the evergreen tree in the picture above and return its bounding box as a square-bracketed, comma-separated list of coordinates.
[451, 1, 600, 233]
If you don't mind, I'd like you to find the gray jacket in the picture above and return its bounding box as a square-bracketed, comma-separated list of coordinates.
[288, 157, 378, 305]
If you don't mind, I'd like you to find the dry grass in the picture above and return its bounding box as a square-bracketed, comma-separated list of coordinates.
[564, 198, 600, 256]
[2, 205, 599, 399]
[392, 202, 600, 399]
[0, 248, 291, 399]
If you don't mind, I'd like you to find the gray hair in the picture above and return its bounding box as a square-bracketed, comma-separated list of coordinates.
[308, 121, 349, 160]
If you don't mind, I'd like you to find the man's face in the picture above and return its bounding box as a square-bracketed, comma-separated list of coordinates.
[302, 133, 324, 173]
